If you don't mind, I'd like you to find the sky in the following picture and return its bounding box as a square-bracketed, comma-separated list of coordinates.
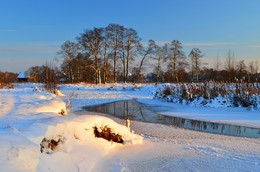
[0, 0, 259, 72]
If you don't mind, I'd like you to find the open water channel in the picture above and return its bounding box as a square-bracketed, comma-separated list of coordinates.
[83, 99, 260, 138]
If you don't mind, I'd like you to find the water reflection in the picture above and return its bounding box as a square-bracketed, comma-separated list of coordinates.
[83, 99, 260, 138]
[83, 99, 160, 123]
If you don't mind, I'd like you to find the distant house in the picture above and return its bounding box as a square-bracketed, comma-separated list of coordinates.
[17, 72, 29, 82]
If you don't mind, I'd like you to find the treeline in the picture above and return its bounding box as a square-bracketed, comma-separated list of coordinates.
[0, 72, 18, 88]
[26, 63, 58, 94]
[27, 23, 259, 84]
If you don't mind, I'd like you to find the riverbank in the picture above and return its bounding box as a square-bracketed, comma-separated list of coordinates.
[0, 83, 259, 171]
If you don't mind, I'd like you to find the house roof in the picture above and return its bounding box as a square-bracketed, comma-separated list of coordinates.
[17, 72, 28, 79]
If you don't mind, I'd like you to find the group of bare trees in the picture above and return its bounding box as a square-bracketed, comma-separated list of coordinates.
[26, 62, 58, 93]
[59, 24, 142, 84]
[58, 23, 211, 84]
[211, 49, 259, 83]
[24, 23, 260, 84]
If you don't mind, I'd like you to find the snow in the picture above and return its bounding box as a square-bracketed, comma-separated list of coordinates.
[138, 99, 260, 127]
[60, 83, 260, 127]
[0, 83, 260, 171]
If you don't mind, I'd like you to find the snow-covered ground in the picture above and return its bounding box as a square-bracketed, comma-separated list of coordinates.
[60, 83, 260, 127]
[0, 83, 260, 171]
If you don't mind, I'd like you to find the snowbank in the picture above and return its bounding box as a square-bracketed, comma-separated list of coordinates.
[0, 84, 67, 117]
[0, 83, 143, 171]
[37, 115, 142, 171]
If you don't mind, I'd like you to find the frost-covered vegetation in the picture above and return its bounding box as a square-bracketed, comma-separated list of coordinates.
[154, 82, 260, 109]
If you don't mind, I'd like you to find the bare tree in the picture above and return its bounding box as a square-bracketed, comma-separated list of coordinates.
[122, 28, 140, 83]
[101, 30, 110, 83]
[248, 60, 259, 82]
[27, 66, 43, 82]
[44, 60, 58, 94]
[225, 49, 235, 82]
[105, 24, 124, 83]
[154, 44, 165, 84]
[248, 61, 255, 82]
[236, 60, 247, 82]
[138, 40, 157, 82]
[189, 48, 203, 82]
[59, 41, 80, 83]
[214, 56, 222, 71]
[254, 60, 259, 74]
[255, 60, 259, 82]
[165, 40, 187, 82]
[78, 28, 104, 84]
[213, 56, 222, 81]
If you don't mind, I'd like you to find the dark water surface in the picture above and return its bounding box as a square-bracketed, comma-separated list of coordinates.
[82, 99, 260, 138]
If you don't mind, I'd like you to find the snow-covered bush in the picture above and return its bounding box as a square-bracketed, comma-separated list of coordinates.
[93, 126, 124, 143]
[40, 135, 65, 154]
[39, 116, 143, 154]
[154, 82, 260, 109]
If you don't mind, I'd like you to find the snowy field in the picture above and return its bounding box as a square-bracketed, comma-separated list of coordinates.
[0, 83, 260, 171]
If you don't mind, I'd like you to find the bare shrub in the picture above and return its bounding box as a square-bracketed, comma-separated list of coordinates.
[44, 61, 58, 95]
[93, 126, 124, 144]
[40, 136, 65, 153]
[66, 91, 78, 110]
[163, 86, 173, 98]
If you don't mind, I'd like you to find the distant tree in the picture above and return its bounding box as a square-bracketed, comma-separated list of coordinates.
[247, 61, 254, 82]
[70, 53, 88, 82]
[59, 41, 80, 83]
[0, 72, 18, 85]
[236, 60, 247, 82]
[200, 67, 215, 81]
[165, 40, 187, 82]
[213, 56, 222, 81]
[248, 61, 255, 75]
[128, 67, 145, 83]
[101, 30, 110, 83]
[247, 60, 259, 82]
[27, 66, 44, 82]
[81, 54, 97, 82]
[189, 48, 203, 82]
[78, 27, 104, 84]
[224, 49, 235, 82]
[254, 60, 259, 75]
[154, 44, 165, 84]
[255, 60, 259, 82]
[137, 40, 157, 82]
[44, 61, 58, 94]
[121, 28, 140, 82]
[27, 63, 59, 92]
[105, 24, 125, 82]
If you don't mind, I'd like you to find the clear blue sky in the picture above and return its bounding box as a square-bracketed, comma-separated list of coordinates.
[0, 0, 259, 72]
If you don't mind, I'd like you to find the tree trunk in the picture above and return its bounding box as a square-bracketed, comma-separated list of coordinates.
[173, 54, 177, 82]
[126, 51, 129, 82]
[122, 51, 126, 83]
[138, 53, 147, 82]
[113, 33, 118, 83]
[103, 44, 107, 84]
[156, 56, 161, 85]
[113, 52, 117, 82]
[126, 42, 131, 82]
